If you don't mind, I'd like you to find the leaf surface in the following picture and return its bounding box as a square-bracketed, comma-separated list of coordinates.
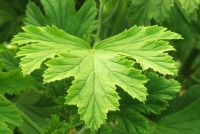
[13, 25, 181, 130]
[133, 72, 180, 114]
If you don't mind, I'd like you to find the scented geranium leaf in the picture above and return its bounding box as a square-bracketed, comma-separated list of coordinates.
[0, 95, 23, 134]
[129, 0, 174, 24]
[95, 26, 181, 75]
[25, 0, 97, 38]
[13, 25, 89, 74]
[133, 72, 180, 114]
[13, 25, 180, 130]
[178, 0, 200, 14]
[0, 70, 33, 95]
[45, 53, 147, 129]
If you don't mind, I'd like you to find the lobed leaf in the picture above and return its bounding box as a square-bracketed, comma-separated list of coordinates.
[13, 25, 181, 130]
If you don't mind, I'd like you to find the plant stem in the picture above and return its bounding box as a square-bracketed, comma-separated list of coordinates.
[76, 126, 87, 134]
[96, 0, 103, 38]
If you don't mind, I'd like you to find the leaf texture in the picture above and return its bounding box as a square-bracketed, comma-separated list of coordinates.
[133, 72, 180, 114]
[112, 108, 148, 134]
[12, 25, 181, 130]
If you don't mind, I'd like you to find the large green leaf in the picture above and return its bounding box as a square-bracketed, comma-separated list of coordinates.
[25, 0, 97, 38]
[12, 25, 181, 130]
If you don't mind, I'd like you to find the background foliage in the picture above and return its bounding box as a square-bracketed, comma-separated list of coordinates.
[1, 0, 200, 134]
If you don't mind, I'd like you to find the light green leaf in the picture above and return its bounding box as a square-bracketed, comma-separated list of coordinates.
[13, 25, 89, 74]
[25, 0, 97, 38]
[178, 0, 200, 14]
[46, 53, 147, 130]
[13, 25, 181, 130]
[95, 26, 181, 75]
[0, 95, 23, 134]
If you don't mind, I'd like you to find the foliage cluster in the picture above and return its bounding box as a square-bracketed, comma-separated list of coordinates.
[1, 0, 200, 134]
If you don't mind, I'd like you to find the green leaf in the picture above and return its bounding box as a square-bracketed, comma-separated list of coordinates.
[0, 1, 17, 25]
[0, 48, 19, 71]
[133, 72, 180, 114]
[112, 108, 148, 134]
[13, 25, 89, 75]
[0, 0, 26, 41]
[0, 70, 34, 95]
[95, 26, 181, 75]
[130, 0, 174, 24]
[152, 96, 200, 134]
[0, 95, 23, 134]
[13, 25, 181, 130]
[25, 0, 97, 38]
[178, 0, 200, 14]
[0, 122, 12, 134]
[166, 85, 200, 115]
[15, 90, 60, 134]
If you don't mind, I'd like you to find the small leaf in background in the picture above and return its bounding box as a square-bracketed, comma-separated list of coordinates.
[25, 0, 97, 38]
[178, 0, 200, 14]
